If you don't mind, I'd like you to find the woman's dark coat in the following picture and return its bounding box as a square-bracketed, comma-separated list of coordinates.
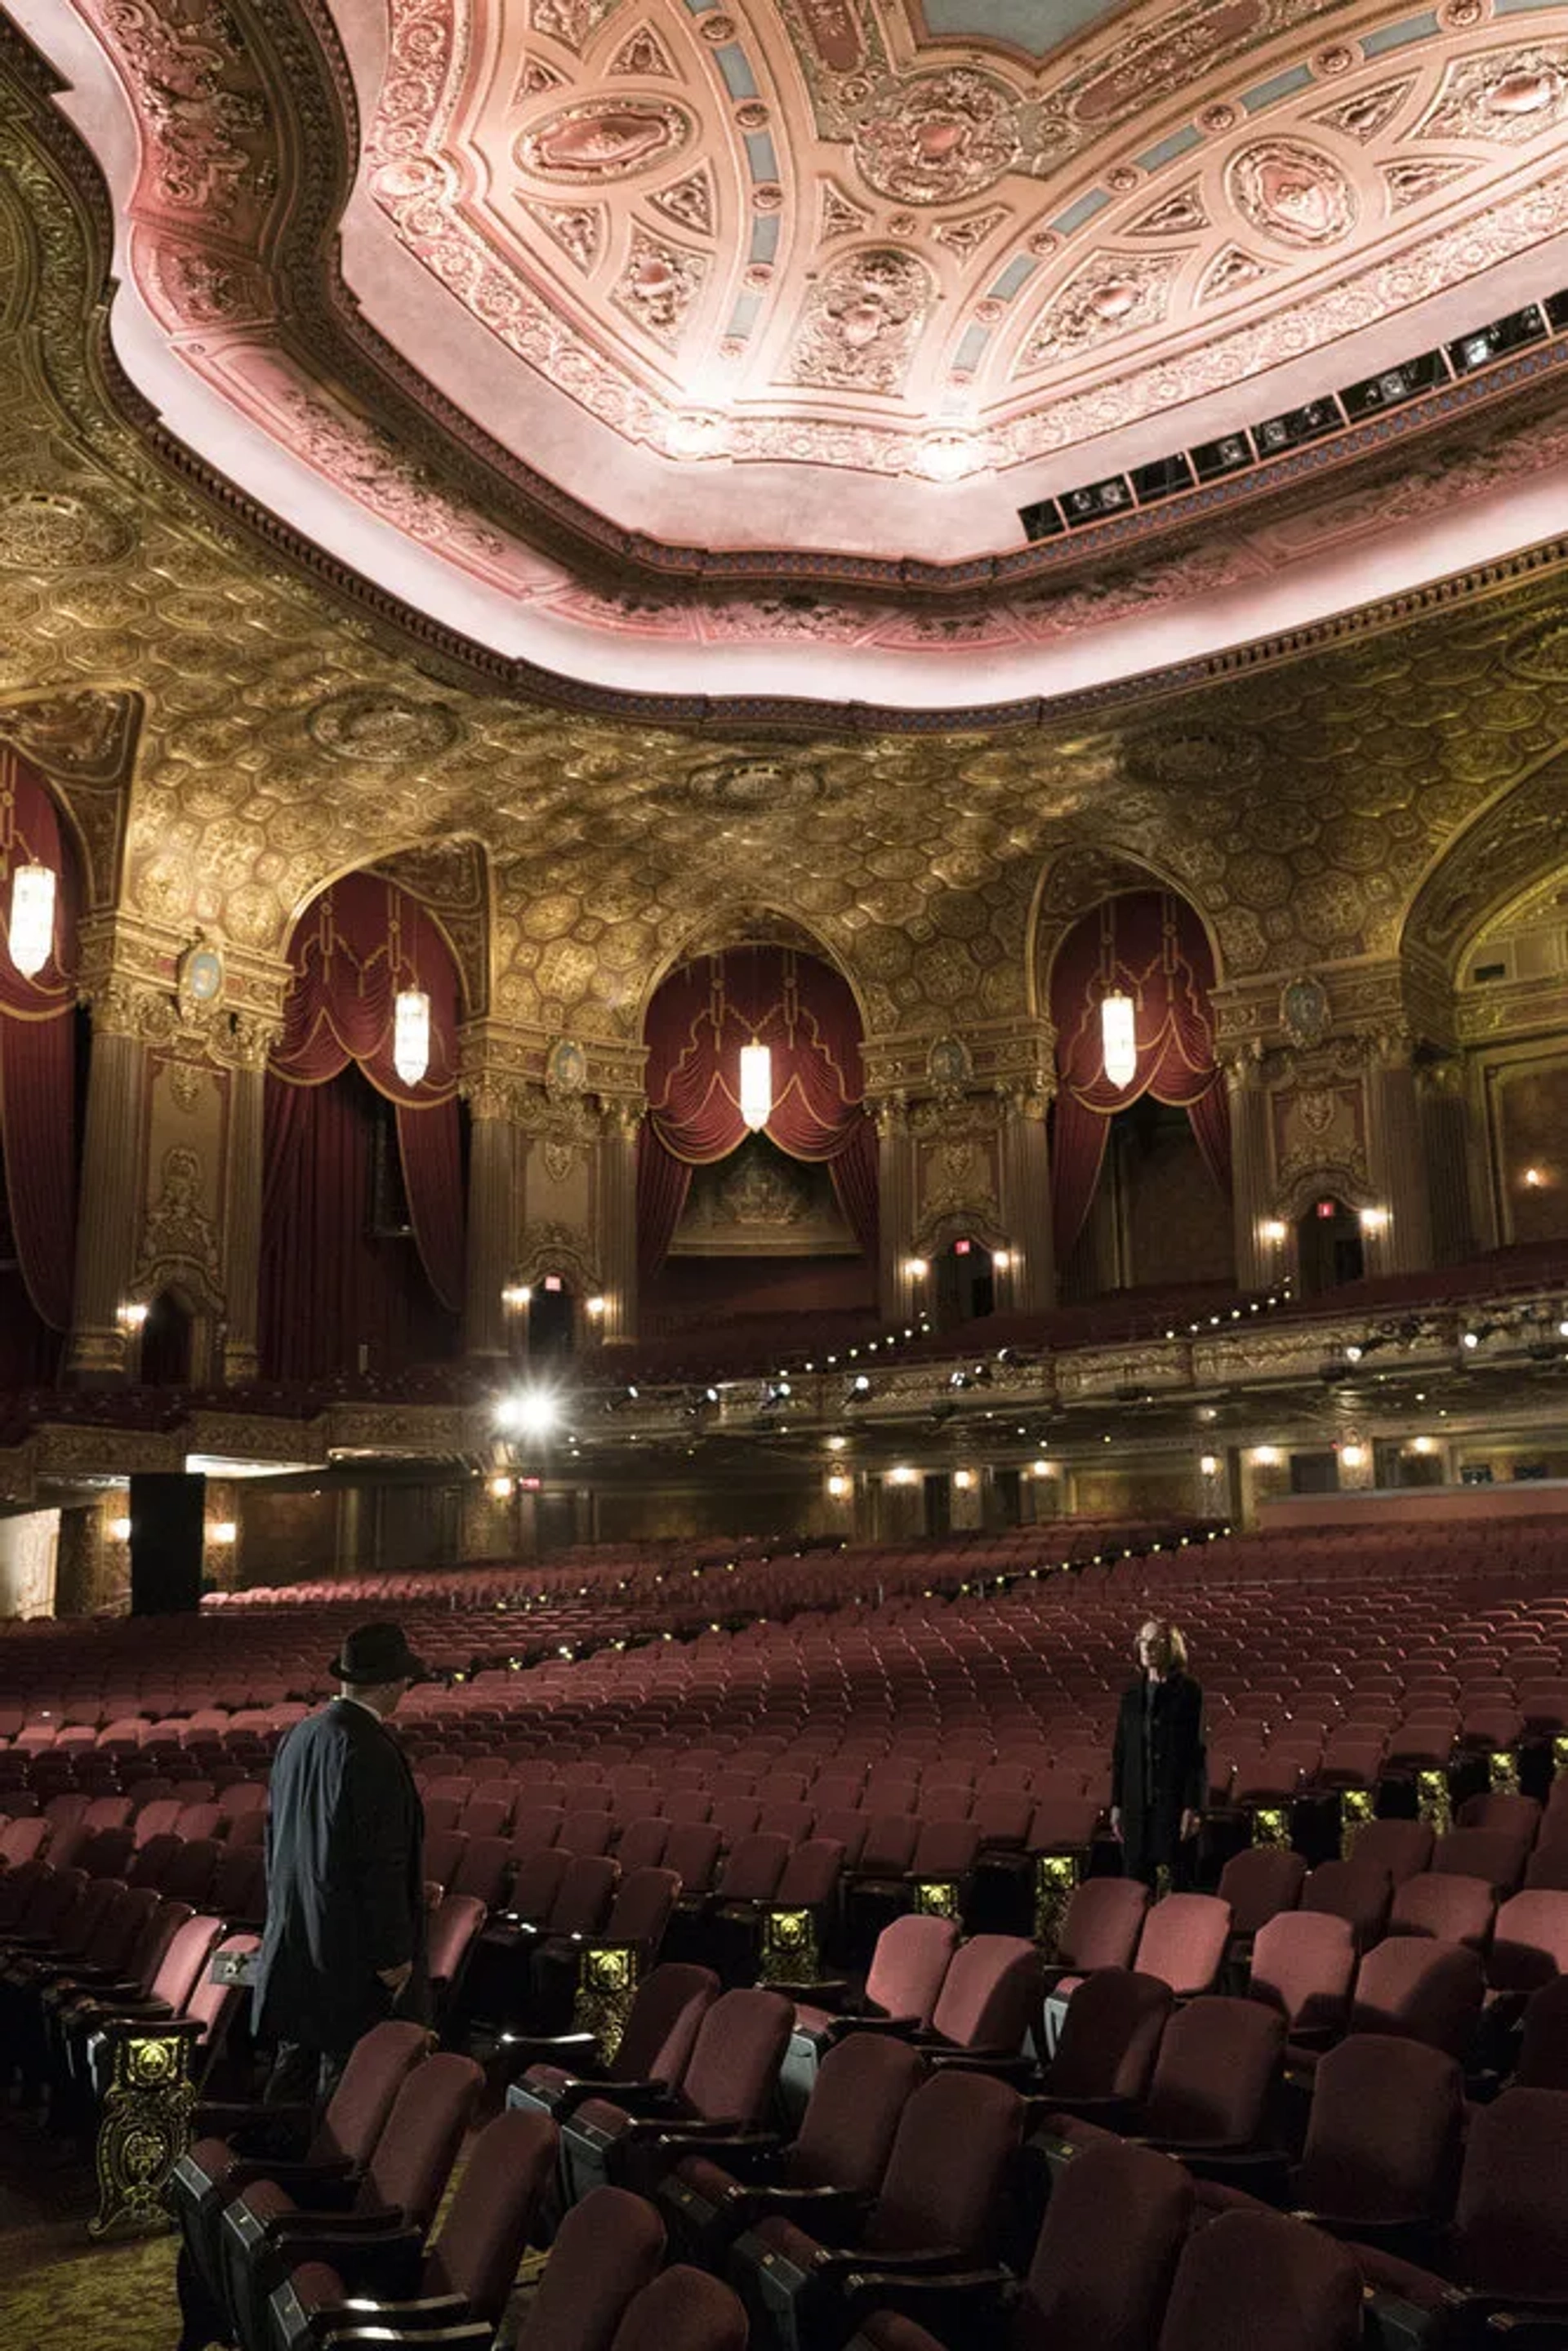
[1111, 1671, 1206, 1883]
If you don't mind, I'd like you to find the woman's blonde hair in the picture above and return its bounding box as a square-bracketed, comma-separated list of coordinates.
[1135, 1618, 1188, 1671]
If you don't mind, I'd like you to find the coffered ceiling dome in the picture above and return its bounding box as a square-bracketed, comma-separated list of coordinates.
[24, 0, 1568, 711]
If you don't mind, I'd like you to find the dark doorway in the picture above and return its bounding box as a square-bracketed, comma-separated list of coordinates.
[528, 1280, 576, 1366]
[923, 1472, 951, 1538]
[141, 1291, 193, 1387]
[1295, 1197, 1364, 1297]
[935, 1239, 995, 1329]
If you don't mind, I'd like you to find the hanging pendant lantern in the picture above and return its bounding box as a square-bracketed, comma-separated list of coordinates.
[393, 986, 431, 1087]
[7, 862, 56, 980]
[1100, 990, 1137, 1089]
[739, 1039, 773, 1131]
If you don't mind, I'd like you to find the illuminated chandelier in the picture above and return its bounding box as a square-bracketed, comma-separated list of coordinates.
[1100, 990, 1137, 1089]
[7, 860, 56, 980]
[739, 1039, 772, 1130]
[393, 986, 431, 1087]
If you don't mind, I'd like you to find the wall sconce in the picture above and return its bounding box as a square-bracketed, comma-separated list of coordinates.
[1250, 1445, 1281, 1467]
[1523, 1167, 1546, 1189]
[116, 1302, 148, 1330]
[501, 1283, 532, 1307]
[1031, 1458, 1054, 1477]
[954, 1468, 975, 1490]
[1260, 1218, 1287, 1245]
[904, 1258, 928, 1280]
[888, 1465, 918, 1485]
[585, 1295, 607, 1317]
[1358, 1206, 1388, 1233]
[1340, 1443, 1367, 1470]
[826, 1434, 847, 1452]
[1410, 1436, 1436, 1454]
[489, 1475, 515, 1500]
[1199, 1454, 1219, 1476]
[208, 1521, 237, 1545]
[991, 1249, 1011, 1271]
[826, 1473, 850, 1498]
[109, 1516, 131, 1541]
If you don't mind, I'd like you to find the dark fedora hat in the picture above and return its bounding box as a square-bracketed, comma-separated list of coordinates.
[329, 1620, 426, 1684]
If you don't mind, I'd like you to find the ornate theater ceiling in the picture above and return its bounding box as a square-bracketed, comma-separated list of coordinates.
[12, 0, 1568, 706]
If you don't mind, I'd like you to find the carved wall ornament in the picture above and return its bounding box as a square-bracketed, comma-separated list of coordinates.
[649, 166, 716, 236]
[612, 229, 708, 349]
[1310, 77, 1414, 141]
[0, 690, 138, 781]
[1280, 973, 1332, 1048]
[1226, 140, 1356, 249]
[512, 1218, 599, 1292]
[516, 99, 693, 184]
[931, 207, 1009, 260]
[0, 491, 133, 571]
[680, 756, 826, 810]
[137, 1146, 224, 1308]
[305, 690, 460, 765]
[546, 1035, 588, 1098]
[927, 1035, 973, 1090]
[1505, 617, 1568, 682]
[529, 0, 620, 51]
[1127, 182, 1209, 237]
[1020, 252, 1177, 368]
[851, 69, 1021, 206]
[1418, 45, 1568, 141]
[1197, 243, 1276, 303]
[525, 201, 604, 271]
[787, 247, 933, 393]
[609, 23, 675, 77]
[1382, 157, 1477, 209]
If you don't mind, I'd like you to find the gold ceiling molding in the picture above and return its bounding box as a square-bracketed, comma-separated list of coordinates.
[0, 24, 1566, 1069]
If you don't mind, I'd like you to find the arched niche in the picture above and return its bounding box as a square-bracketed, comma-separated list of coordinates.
[0, 745, 86, 1384]
[637, 937, 878, 1344]
[1045, 884, 1234, 1305]
[258, 870, 466, 1383]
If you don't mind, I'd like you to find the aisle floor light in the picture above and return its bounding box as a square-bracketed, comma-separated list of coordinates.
[7, 861, 56, 979]
[739, 1039, 772, 1129]
[393, 987, 430, 1086]
[1101, 990, 1137, 1088]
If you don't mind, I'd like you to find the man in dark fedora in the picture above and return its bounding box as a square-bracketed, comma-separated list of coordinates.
[254, 1620, 430, 2107]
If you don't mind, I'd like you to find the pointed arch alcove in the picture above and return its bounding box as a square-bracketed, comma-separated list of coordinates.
[258, 870, 467, 1383]
[0, 744, 85, 1385]
[1046, 885, 1234, 1303]
[637, 938, 879, 1343]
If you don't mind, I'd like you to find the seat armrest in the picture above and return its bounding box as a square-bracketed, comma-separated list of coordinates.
[225, 2156, 360, 2197]
[262, 2202, 404, 2241]
[737, 2186, 874, 2242]
[319, 2327, 492, 2350]
[311, 2294, 470, 2334]
[924, 2050, 1038, 2086]
[808, 2243, 967, 2289]
[571, 2082, 679, 2120]
[768, 1979, 855, 2007]
[668, 2128, 783, 2175]
[829, 2015, 918, 2040]
[501, 2030, 600, 2070]
[275, 2227, 425, 2297]
[839, 2264, 1018, 2332]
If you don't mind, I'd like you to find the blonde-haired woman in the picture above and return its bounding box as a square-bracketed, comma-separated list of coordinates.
[1110, 1619, 1206, 1889]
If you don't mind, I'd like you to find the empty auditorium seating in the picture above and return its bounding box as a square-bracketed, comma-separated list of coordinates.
[560, 1987, 793, 2203]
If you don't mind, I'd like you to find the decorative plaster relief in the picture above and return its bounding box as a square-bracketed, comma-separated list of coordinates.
[1226, 140, 1356, 248]
[788, 247, 933, 392]
[851, 69, 1022, 204]
[515, 99, 693, 183]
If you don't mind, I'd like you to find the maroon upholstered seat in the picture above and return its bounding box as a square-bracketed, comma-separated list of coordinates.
[1156, 2208, 1362, 2351]
[1292, 2034, 1463, 2251]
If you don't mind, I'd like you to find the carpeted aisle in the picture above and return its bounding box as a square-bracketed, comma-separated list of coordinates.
[0, 2115, 181, 2351]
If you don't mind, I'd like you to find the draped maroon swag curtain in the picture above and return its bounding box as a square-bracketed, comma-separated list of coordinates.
[261, 875, 465, 1378]
[638, 947, 878, 1275]
[1049, 891, 1231, 1260]
[0, 748, 79, 1360]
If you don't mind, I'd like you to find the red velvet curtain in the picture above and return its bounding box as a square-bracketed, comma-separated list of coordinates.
[0, 747, 79, 1334]
[259, 1066, 459, 1382]
[268, 873, 465, 1313]
[1049, 891, 1230, 1258]
[639, 948, 876, 1275]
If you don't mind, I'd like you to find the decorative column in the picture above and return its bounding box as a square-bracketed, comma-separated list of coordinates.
[1196, 1446, 1234, 1524]
[218, 1013, 281, 1383]
[950, 1467, 983, 1530]
[1224, 1044, 1272, 1293]
[1418, 1058, 1475, 1266]
[1365, 1032, 1433, 1276]
[874, 1096, 917, 1325]
[460, 1064, 519, 1360]
[595, 1101, 641, 1346]
[997, 1080, 1056, 1311]
[67, 974, 157, 1383]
